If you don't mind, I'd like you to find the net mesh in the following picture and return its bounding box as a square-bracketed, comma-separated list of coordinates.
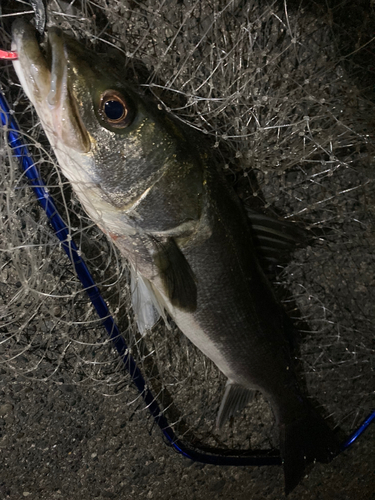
[0, 0, 374, 453]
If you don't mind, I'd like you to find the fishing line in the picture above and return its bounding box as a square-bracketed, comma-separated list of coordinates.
[1, 84, 374, 467]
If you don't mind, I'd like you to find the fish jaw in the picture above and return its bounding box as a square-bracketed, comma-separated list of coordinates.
[11, 20, 105, 226]
[12, 19, 90, 154]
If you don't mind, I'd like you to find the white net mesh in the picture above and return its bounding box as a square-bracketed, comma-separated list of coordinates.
[0, 0, 374, 457]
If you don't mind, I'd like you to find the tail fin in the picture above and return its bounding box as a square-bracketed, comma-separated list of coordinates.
[280, 409, 339, 495]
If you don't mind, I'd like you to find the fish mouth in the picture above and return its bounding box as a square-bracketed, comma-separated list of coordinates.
[11, 18, 90, 153]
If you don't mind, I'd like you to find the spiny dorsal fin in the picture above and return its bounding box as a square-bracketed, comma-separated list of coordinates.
[153, 237, 197, 312]
[216, 381, 255, 429]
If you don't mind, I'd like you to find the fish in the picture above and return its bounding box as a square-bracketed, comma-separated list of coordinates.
[11, 18, 339, 494]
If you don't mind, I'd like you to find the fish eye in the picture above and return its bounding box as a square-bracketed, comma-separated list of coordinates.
[99, 90, 134, 128]
[105, 100, 124, 120]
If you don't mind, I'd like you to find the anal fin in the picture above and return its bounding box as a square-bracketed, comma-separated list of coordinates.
[216, 380, 255, 429]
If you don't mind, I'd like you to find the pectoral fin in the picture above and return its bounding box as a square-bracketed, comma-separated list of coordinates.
[153, 237, 197, 312]
[216, 380, 255, 428]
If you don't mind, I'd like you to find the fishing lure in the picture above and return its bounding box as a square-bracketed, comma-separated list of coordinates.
[0, 50, 17, 59]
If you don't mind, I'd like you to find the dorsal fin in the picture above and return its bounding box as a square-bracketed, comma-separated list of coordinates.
[246, 209, 308, 273]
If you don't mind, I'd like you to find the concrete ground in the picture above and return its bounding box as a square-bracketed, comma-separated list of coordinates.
[0, 374, 374, 500]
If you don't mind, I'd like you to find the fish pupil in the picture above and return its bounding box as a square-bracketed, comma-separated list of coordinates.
[104, 100, 125, 120]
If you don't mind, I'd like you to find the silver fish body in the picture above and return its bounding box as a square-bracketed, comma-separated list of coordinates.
[12, 19, 339, 493]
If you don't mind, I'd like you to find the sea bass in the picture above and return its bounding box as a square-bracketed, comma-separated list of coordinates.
[12, 19, 339, 493]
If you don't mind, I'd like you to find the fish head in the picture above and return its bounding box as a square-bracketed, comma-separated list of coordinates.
[11, 19, 201, 234]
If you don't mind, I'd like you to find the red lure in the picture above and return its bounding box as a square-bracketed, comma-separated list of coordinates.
[0, 50, 18, 60]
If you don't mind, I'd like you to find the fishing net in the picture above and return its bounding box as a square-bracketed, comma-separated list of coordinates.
[0, 0, 374, 471]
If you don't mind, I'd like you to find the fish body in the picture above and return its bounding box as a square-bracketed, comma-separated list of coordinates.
[12, 19, 338, 493]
